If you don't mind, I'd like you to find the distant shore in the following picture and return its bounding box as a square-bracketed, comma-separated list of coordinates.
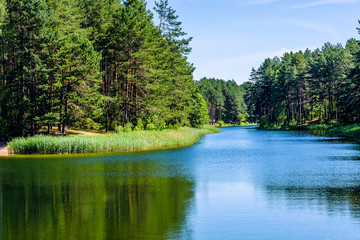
[262, 123, 360, 142]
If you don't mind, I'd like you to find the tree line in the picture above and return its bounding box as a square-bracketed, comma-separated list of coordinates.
[243, 36, 360, 128]
[0, 0, 209, 137]
[197, 77, 248, 124]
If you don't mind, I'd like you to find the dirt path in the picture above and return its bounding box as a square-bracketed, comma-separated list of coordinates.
[0, 142, 9, 156]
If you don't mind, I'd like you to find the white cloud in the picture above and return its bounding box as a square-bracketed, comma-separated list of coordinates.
[294, 0, 359, 9]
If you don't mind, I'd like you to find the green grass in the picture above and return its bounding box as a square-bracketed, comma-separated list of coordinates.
[326, 124, 360, 139]
[8, 126, 219, 155]
[215, 122, 258, 127]
[284, 123, 359, 141]
[305, 124, 335, 130]
[261, 123, 360, 141]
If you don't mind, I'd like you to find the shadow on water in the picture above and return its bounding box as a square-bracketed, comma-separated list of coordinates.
[0, 155, 195, 240]
[1, 127, 360, 240]
[264, 185, 360, 220]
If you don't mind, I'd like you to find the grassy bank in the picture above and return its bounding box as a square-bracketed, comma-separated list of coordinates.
[215, 122, 258, 127]
[326, 124, 360, 140]
[262, 123, 360, 141]
[8, 126, 219, 155]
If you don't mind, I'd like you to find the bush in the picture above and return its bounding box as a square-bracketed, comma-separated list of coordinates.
[115, 125, 124, 133]
[124, 122, 133, 132]
[174, 123, 183, 131]
[146, 123, 156, 131]
[217, 120, 225, 127]
[189, 93, 209, 127]
[159, 120, 167, 130]
[136, 119, 144, 131]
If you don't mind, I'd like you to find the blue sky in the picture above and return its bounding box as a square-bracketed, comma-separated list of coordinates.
[147, 0, 360, 83]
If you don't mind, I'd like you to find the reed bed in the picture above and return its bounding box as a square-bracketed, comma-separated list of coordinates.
[326, 124, 360, 140]
[301, 123, 360, 141]
[8, 126, 219, 155]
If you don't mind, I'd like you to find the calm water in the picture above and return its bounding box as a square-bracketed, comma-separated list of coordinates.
[1, 127, 360, 240]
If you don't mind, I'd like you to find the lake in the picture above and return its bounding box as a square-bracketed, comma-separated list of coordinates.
[1, 127, 360, 240]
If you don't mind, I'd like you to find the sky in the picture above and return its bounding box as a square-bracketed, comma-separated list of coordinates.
[146, 0, 360, 84]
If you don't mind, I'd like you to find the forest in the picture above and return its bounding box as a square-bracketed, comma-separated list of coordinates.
[243, 37, 360, 128]
[0, 0, 359, 138]
[0, 0, 209, 137]
[196, 78, 248, 124]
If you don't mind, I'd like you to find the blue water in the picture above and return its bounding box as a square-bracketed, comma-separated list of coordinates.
[1, 127, 360, 239]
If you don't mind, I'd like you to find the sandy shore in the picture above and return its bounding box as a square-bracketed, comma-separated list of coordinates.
[0, 142, 9, 156]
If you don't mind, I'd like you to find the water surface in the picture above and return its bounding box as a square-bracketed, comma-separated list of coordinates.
[1, 127, 360, 239]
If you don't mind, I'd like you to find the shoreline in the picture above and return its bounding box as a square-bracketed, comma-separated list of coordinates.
[0, 142, 8, 156]
[4, 127, 219, 156]
[259, 124, 360, 142]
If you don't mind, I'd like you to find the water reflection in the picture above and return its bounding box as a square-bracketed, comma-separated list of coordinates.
[1, 127, 360, 240]
[264, 186, 360, 220]
[0, 156, 194, 240]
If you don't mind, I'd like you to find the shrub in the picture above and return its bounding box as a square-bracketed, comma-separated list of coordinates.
[159, 120, 167, 130]
[218, 120, 225, 127]
[124, 122, 133, 132]
[115, 125, 124, 133]
[136, 119, 144, 131]
[146, 123, 156, 131]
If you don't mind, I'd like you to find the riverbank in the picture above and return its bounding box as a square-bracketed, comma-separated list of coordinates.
[0, 142, 8, 156]
[6, 126, 219, 155]
[262, 124, 360, 141]
[216, 122, 258, 127]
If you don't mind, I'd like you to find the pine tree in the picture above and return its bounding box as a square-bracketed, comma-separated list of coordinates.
[154, 0, 192, 55]
[189, 92, 209, 127]
[0, 0, 56, 136]
[48, 0, 102, 134]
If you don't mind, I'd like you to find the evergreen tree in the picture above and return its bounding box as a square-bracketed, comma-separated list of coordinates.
[154, 0, 192, 55]
[189, 92, 209, 127]
[0, 0, 55, 136]
[197, 78, 247, 124]
[48, 0, 102, 134]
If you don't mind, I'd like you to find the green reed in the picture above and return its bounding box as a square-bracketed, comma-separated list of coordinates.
[8, 126, 219, 155]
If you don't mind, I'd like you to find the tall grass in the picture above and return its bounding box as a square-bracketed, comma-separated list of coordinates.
[326, 124, 360, 139]
[261, 123, 360, 141]
[302, 123, 360, 141]
[305, 124, 335, 130]
[8, 126, 219, 155]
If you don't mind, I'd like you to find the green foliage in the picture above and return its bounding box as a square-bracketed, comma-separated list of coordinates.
[327, 124, 360, 139]
[244, 36, 360, 128]
[115, 125, 124, 133]
[306, 124, 334, 130]
[189, 93, 209, 127]
[146, 123, 156, 131]
[217, 121, 225, 127]
[159, 120, 167, 130]
[124, 122, 133, 132]
[197, 78, 247, 124]
[154, 0, 192, 54]
[0, 0, 56, 136]
[0, 0, 199, 137]
[136, 118, 144, 131]
[199, 124, 220, 132]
